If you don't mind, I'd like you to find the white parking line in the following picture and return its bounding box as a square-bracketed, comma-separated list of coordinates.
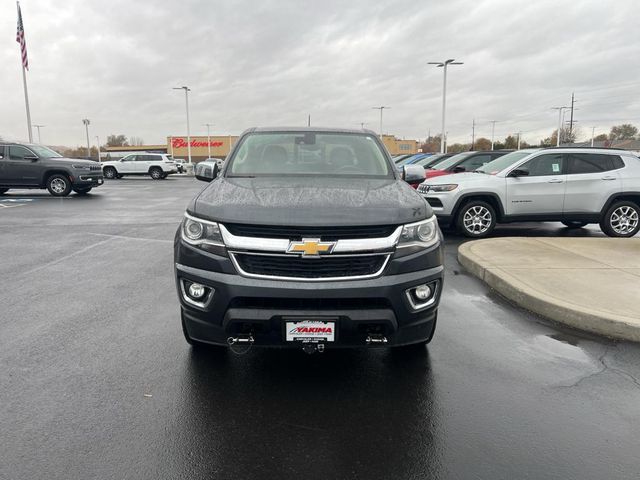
[87, 232, 173, 244]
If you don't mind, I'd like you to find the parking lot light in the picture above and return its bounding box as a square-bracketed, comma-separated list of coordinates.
[173, 86, 192, 164]
[429, 59, 463, 154]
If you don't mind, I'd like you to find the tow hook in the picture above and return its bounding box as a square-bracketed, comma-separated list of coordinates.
[227, 334, 254, 355]
[366, 334, 388, 345]
[302, 343, 325, 355]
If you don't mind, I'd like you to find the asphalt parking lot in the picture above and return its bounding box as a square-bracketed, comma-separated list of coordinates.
[1, 177, 639, 480]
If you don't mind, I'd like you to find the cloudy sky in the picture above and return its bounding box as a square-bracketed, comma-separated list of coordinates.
[1, 0, 639, 147]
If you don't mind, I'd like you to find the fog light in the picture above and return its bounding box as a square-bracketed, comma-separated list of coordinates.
[414, 284, 432, 300]
[188, 283, 206, 299]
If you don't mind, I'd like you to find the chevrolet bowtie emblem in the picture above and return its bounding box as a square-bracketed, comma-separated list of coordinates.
[287, 238, 336, 257]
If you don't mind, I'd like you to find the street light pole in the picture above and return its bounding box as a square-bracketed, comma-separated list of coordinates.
[173, 86, 192, 164]
[96, 136, 101, 162]
[32, 124, 45, 144]
[203, 123, 213, 158]
[372, 106, 389, 137]
[591, 126, 596, 147]
[429, 59, 463, 153]
[552, 106, 569, 146]
[82, 119, 91, 159]
[489, 120, 498, 150]
[517, 131, 522, 150]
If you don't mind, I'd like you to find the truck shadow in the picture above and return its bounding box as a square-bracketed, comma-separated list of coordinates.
[170, 346, 444, 479]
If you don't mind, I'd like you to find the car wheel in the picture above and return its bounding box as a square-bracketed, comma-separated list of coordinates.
[562, 220, 588, 229]
[0, 188, 9, 195]
[181, 311, 226, 352]
[456, 201, 497, 238]
[46, 174, 72, 197]
[600, 200, 640, 238]
[103, 167, 117, 179]
[150, 168, 163, 180]
[72, 187, 92, 195]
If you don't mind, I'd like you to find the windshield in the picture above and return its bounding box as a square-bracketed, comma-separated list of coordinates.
[428, 152, 473, 170]
[416, 154, 445, 167]
[30, 145, 63, 158]
[227, 132, 393, 178]
[476, 151, 537, 174]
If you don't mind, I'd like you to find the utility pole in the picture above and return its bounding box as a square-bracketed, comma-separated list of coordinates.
[32, 124, 44, 144]
[308, 115, 311, 127]
[471, 118, 476, 150]
[82, 119, 91, 159]
[173, 86, 192, 164]
[203, 123, 213, 158]
[489, 120, 498, 150]
[429, 59, 463, 153]
[516, 131, 522, 150]
[569, 92, 576, 138]
[552, 106, 569, 146]
[591, 126, 596, 147]
[372, 106, 390, 137]
[96, 136, 101, 162]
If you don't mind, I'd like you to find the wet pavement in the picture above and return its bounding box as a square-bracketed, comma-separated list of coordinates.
[1, 177, 639, 480]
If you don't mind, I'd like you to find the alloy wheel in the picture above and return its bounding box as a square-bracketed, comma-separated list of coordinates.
[463, 206, 492, 235]
[50, 178, 67, 194]
[610, 206, 639, 235]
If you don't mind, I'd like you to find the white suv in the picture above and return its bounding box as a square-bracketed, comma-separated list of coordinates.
[418, 148, 640, 238]
[101, 153, 178, 180]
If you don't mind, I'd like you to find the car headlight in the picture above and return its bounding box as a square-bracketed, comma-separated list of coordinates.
[72, 164, 92, 170]
[426, 184, 458, 192]
[181, 213, 224, 246]
[397, 216, 439, 249]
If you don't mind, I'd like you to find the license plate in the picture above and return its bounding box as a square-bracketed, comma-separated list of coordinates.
[285, 320, 335, 342]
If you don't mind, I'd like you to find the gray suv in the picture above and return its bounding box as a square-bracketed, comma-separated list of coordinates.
[0, 143, 103, 196]
[418, 148, 640, 238]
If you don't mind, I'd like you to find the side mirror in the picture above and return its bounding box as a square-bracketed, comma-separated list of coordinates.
[25, 155, 39, 161]
[508, 168, 530, 178]
[195, 162, 219, 182]
[403, 165, 425, 184]
[452, 166, 466, 173]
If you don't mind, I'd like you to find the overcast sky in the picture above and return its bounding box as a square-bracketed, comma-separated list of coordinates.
[1, 0, 639, 147]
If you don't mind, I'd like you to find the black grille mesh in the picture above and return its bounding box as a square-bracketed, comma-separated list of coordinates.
[225, 224, 396, 241]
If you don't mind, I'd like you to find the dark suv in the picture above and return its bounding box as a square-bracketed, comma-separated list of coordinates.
[174, 127, 444, 353]
[0, 143, 103, 196]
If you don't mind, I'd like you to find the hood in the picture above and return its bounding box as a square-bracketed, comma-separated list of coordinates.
[45, 157, 96, 166]
[192, 176, 432, 226]
[422, 171, 497, 185]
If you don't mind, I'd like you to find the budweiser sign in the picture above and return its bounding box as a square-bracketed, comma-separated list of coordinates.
[171, 138, 223, 149]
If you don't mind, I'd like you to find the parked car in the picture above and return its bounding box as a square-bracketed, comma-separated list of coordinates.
[424, 150, 513, 179]
[101, 153, 177, 180]
[393, 154, 415, 164]
[414, 153, 454, 169]
[175, 127, 444, 353]
[0, 142, 103, 196]
[418, 147, 640, 238]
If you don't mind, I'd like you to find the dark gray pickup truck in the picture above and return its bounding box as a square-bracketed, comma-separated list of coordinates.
[174, 127, 444, 353]
[0, 142, 103, 196]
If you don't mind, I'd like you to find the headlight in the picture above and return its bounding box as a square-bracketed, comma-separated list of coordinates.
[426, 184, 458, 192]
[72, 164, 92, 170]
[397, 216, 439, 249]
[181, 213, 224, 246]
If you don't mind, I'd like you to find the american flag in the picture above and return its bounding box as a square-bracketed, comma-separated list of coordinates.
[16, 2, 29, 70]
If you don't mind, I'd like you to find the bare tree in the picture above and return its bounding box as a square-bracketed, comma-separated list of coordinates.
[129, 136, 145, 146]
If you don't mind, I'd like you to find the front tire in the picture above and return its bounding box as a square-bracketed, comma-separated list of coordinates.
[600, 201, 640, 237]
[456, 201, 497, 238]
[150, 167, 163, 180]
[72, 187, 92, 195]
[103, 167, 118, 179]
[46, 174, 72, 197]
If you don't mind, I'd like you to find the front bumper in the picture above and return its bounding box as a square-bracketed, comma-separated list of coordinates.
[175, 239, 444, 348]
[74, 174, 104, 187]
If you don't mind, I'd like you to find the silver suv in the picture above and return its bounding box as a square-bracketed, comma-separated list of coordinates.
[418, 148, 640, 238]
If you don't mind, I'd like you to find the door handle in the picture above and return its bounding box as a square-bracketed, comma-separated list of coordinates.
[547, 179, 564, 183]
[601, 176, 617, 181]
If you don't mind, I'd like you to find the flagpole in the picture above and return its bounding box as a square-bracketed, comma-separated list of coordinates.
[17, 1, 32, 143]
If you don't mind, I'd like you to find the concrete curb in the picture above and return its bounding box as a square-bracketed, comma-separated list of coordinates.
[458, 240, 640, 342]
